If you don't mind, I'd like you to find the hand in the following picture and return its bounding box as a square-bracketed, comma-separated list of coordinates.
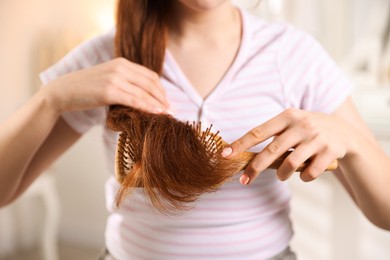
[223, 108, 351, 184]
[42, 57, 170, 114]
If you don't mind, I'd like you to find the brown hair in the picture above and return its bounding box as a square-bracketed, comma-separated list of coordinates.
[107, 108, 241, 214]
[107, 0, 240, 214]
[114, 0, 170, 73]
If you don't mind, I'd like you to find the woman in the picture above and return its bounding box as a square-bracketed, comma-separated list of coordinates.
[1, 0, 389, 259]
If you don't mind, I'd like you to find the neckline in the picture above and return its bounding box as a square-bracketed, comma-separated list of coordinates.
[164, 6, 249, 106]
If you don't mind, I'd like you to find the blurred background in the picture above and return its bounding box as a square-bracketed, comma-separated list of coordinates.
[0, 0, 389, 259]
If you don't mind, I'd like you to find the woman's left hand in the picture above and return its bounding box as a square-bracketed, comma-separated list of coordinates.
[222, 108, 353, 185]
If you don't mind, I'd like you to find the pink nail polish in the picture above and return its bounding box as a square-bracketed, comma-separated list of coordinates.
[153, 107, 164, 114]
[240, 174, 250, 185]
[221, 147, 232, 157]
[166, 109, 174, 116]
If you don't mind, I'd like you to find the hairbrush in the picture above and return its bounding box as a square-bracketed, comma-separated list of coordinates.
[115, 121, 338, 184]
[107, 108, 338, 213]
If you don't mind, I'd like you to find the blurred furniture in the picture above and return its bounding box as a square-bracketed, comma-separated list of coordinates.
[0, 173, 60, 260]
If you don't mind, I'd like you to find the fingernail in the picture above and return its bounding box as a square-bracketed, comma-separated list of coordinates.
[153, 107, 164, 114]
[166, 109, 174, 116]
[240, 174, 250, 185]
[221, 147, 232, 157]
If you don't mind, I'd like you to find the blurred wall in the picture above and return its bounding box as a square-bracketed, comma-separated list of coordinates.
[0, 0, 115, 117]
[0, 0, 115, 255]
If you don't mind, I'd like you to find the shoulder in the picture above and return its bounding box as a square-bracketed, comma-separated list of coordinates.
[58, 28, 116, 68]
[76, 28, 116, 66]
[241, 8, 320, 52]
[40, 29, 116, 84]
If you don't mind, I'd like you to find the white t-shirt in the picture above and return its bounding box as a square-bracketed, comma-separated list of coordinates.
[40, 7, 353, 260]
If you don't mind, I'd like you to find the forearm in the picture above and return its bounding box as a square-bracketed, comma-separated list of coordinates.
[338, 130, 390, 230]
[0, 88, 60, 205]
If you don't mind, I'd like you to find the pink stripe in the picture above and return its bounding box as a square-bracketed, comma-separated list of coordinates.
[215, 178, 277, 192]
[99, 34, 114, 58]
[119, 219, 291, 258]
[293, 48, 325, 85]
[210, 100, 281, 115]
[69, 48, 84, 70]
[123, 198, 290, 222]
[175, 107, 198, 114]
[75, 44, 91, 68]
[315, 69, 344, 98]
[316, 82, 351, 112]
[228, 81, 278, 92]
[108, 234, 152, 260]
[168, 97, 193, 104]
[124, 220, 290, 257]
[305, 58, 332, 93]
[121, 215, 286, 248]
[283, 43, 322, 84]
[218, 121, 270, 133]
[123, 191, 290, 220]
[209, 111, 277, 123]
[284, 32, 307, 62]
[205, 185, 281, 202]
[123, 194, 289, 215]
[234, 64, 276, 76]
[252, 28, 284, 38]
[89, 37, 104, 62]
[234, 60, 276, 76]
[47, 55, 72, 80]
[42, 68, 56, 83]
[231, 76, 279, 88]
[109, 207, 292, 258]
[232, 76, 281, 86]
[62, 55, 75, 74]
[288, 55, 320, 88]
[189, 189, 290, 212]
[233, 66, 277, 79]
[137, 209, 288, 237]
[222, 87, 280, 102]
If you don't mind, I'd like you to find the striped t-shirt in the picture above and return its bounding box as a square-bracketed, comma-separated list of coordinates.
[40, 7, 353, 260]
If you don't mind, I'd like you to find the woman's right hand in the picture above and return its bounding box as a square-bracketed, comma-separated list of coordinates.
[43, 57, 170, 114]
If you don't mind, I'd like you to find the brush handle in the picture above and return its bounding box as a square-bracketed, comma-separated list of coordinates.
[236, 150, 338, 172]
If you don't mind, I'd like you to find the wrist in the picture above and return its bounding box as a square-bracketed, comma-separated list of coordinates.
[340, 128, 369, 165]
[36, 86, 63, 117]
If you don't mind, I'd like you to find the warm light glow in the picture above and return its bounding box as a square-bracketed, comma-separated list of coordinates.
[268, 0, 284, 15]
[94, 1, 116, 32]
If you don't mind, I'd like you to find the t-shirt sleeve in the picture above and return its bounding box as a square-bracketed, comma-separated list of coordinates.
[277, 25, 354, 114]
[39, 30, 115, 134]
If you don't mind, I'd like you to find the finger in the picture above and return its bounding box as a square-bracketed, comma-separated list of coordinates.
[121, 69, 168, 108]
[239, 173, 251, 185]
[105, 77, 166, 113]
[299, 153, 334, 182]
[241, 128, 302, 184]
[109, 58, 169, 108]
[225, 112, 294, 157]
[106, 66, 168, 110]
[121, 83, 167, 112]
[114, 57, 161, 85]
[276, 142, 317, 181]
[114, 87, 165, 114]
[125, 59, 161, 81]
[120, 60, 169, 107]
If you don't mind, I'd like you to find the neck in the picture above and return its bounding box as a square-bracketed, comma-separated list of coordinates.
[168, 2, 240, 47]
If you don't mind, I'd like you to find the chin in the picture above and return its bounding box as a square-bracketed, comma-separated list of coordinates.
[177, 0, 231, 11]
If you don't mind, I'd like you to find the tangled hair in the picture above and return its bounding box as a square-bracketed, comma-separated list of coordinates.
[106, 0, 241, 214]
[107, 108, 242, 213]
